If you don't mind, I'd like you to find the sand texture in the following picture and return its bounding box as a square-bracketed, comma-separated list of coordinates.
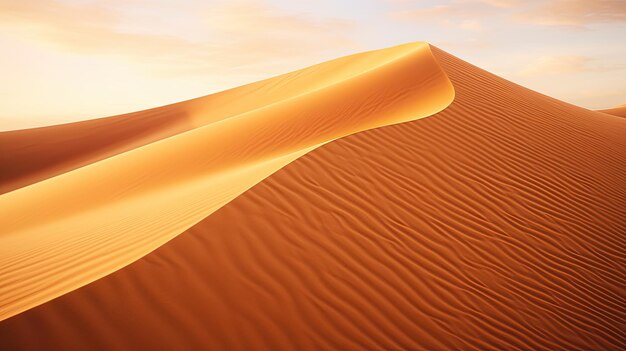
[0, 43, 454, 321]
[599, 104, 626, 118]
[0, 44, 625, 350]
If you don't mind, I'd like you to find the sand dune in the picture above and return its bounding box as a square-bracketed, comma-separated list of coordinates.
[599, 104, 626, 118]
[1, 44, 625, 350]
[0, 42, 450, 195]
[0, 42, 454, 321]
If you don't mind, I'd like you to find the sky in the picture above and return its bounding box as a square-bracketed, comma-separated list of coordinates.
[0, 0, 625, 130]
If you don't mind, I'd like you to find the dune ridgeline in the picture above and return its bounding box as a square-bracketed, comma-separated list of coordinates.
[0, 42, 624, 350]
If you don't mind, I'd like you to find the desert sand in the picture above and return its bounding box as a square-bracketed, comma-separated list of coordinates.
[599, 104, 626, 118]
[0, 42, 454, 321]
[0, 44, 625, 350]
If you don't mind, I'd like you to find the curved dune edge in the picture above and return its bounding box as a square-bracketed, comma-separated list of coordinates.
[1, 46, 623, 350]
[0, 41, 452, 195]
[0, 42, 455, 321]
[598, 104, 626, 118]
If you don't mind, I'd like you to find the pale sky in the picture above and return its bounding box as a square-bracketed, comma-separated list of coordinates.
[1, 0, 625, 130]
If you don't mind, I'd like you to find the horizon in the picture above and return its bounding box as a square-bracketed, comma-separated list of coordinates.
[1, 0, 625, 130]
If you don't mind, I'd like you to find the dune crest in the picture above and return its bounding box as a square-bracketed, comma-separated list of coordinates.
[0, 42, 454, 321]
[599, 104, 626, 118]
[0, 41, 452, 195]
[1, 44, 624, 350]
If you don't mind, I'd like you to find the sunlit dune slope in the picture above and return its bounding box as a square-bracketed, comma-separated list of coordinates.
[2, 46, 625, 350]
[599, 104, 626, 118]
[0, 42, 449, 195]
[0, 43, 454, 321]
[0, 107, 192, 194]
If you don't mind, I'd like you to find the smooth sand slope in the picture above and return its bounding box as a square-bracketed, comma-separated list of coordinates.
[1, 45, 625, 350]
[599, 104, 626, 118]
[0, 43, 454, 321]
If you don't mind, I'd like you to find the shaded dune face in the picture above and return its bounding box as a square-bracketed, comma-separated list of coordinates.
[1, 46, 625, 350]
[0, 106, 194, 195]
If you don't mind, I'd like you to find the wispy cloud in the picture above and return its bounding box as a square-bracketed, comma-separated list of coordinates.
[386, 0, 514, 33]
[515, 0, 626, 27]
[479, 0, 520, 7]
[388, 0, 626, 28]
[389, 1, 498, 22]
[521, 55, 626, 76]
[202, 0, 357, 71]
[0, 0, 181, 55]
[0, 0, 358, 76]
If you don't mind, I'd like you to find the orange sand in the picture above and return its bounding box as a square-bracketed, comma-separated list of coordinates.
[599, 104, 626, 118]
[0, 43, 453, 321]
[0, 44, 625, 350]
